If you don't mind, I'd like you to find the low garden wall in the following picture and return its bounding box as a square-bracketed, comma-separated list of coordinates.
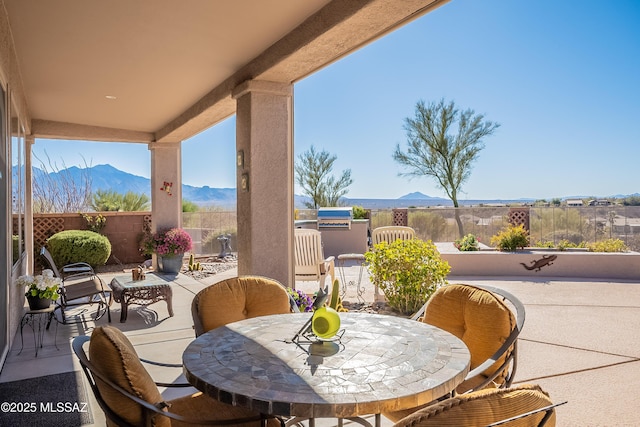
[441, 249, 640, 280]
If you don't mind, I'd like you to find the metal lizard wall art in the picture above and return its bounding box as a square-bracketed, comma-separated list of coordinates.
[521, 254, 557, 272]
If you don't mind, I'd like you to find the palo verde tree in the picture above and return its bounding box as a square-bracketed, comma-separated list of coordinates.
[295, 145, 353, 209]
[393, 99, 499, 237]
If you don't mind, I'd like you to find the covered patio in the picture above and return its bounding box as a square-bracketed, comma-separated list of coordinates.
[1, 0, 450, 369]
[1, 265, 638, 426]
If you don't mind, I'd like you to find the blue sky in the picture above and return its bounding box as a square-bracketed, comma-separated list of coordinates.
[33, 0, 640, 200]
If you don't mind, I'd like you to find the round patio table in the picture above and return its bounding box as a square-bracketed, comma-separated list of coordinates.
[183, 312, 470, 426]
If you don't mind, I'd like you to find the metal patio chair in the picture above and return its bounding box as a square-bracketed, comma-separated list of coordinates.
[392, 384, 565, 427]
[40, 246, 111, 324]
[384, 283, 526, 422]
[73, 326, 283, 426]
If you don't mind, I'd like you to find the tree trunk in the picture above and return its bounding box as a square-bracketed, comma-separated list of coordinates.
[454, 208, 464, 238]
[452, 197, 464, 238]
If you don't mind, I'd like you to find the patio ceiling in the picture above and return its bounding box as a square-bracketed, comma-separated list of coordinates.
[3, 0, 449, 144]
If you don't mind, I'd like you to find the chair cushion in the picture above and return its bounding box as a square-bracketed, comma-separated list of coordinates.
[194, 276, 292, 334]
[89, 326, 169, 427]
[422, 284, 515, 391]
[393, 384, 556, 427]
[168, 391, 280, 427]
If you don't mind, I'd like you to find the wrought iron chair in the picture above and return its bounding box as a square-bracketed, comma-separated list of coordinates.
[40, 246, 111, 324]
[191, 275, 296, 337]
[294, 228, 335, 290]
[371, 225, 415, 246]
[391, 384, 565, 427]
[384, 283, 526, 422]
[73, 326, 283, 426]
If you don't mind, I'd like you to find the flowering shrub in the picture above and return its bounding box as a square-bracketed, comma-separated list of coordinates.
[490, 224, 529, 251]
[454, 234, 480, 251]
[141, 228, 193, 257]
[587, 238, 628, 253]
[16, 269, 61, 300]
[287, 288, 313, 312]
[365, 238, 450, 315]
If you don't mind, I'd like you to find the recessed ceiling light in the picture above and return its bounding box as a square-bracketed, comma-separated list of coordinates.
[105, 95, 117, 100]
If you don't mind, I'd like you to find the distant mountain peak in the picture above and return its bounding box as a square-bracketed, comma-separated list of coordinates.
[398, 192, 435, 200]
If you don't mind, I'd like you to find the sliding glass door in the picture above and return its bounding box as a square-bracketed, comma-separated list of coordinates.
[0, 84, 8, 370]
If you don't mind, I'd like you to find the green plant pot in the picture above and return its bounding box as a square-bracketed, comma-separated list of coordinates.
[158, 254, 184, 273]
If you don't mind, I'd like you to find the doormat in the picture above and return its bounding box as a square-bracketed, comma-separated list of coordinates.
[0, 371, 94, 426]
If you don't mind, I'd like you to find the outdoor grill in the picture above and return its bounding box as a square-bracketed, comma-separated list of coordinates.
[317, 207, 353, 230]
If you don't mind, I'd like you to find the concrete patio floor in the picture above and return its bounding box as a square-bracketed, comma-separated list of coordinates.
[1, 261, 639, 426]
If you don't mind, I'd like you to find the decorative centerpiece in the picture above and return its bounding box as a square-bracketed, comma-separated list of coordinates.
[291, 286, 342, 345]
[141, 228, 192, 273]
[16, 269, 61, 310]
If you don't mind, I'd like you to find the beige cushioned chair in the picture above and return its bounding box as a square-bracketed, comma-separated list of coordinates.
[391, 384, 560, 427]
[192, 276, 293, 337]
[74, 326, 280, 427]
[385, 283, 525, 422]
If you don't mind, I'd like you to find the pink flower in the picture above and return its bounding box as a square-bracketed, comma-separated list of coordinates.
[142, 228, 192, 256]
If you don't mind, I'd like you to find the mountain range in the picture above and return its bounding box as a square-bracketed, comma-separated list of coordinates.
[24, 164, 635, 209]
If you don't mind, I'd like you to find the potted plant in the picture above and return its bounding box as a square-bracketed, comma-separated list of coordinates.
[141, 228, 193, 273]
[16, 269, 61, 310]
[454, 233, 480, 251]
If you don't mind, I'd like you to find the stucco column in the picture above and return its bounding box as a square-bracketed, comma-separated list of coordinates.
[149, 141, 182, 235]
[232, 80, 294, 286]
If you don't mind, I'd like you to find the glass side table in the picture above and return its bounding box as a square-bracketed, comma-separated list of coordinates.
[19, 304, 58, 357]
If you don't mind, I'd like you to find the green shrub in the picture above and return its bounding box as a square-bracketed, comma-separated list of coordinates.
[533, 240, 555, 248]
[587, 239, 628, 253]
[82, 213, 106, 234]
[352, 205, 368, 220]
[454, 234, 480, 251]
[365, 238, 450, 315]
[490, 224, 529, 251]
[47, 230, 111, 267]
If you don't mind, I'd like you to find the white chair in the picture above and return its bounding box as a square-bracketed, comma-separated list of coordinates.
[294, 229, 335, 291]
[371, 226, 415, 246]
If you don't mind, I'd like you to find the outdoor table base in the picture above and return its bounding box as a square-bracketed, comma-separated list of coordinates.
[109, 273, 174, 322]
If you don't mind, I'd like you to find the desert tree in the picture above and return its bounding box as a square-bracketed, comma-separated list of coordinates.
[32, 151, 93, 213]
[295, 145, 353, 209]
[394, 99, 499, 237]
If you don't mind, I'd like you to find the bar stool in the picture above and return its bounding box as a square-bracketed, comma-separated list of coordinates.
[337, 253, 366, 304]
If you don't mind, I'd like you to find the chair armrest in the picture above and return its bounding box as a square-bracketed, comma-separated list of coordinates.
[139, 358, 191, 387]
[486, 401, 567, 427]
[61, 262, 95, 275]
